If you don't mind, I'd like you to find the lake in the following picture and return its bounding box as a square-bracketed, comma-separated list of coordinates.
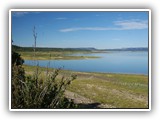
[24, 51, 148, 75]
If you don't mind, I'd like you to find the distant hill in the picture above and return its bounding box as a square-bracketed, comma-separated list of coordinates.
[12, 45, 97, 52]
[102, 47, 148, 51]
[12, 45, 148, 52]
[70, 47, 97, 51]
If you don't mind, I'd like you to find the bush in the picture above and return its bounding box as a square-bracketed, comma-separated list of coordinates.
[12, 51, 24, 66]
[11, 51, 26, 108]
[20, 68, 77, 109]
[11, 51, 77, 109]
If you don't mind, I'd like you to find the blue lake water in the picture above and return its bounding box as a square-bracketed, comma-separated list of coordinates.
[24, 51, 148, 75]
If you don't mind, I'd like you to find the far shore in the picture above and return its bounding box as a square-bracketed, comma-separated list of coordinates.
[19, 51, 102, 60]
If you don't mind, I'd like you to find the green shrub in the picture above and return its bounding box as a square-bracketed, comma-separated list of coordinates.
[11, 51, 77, 109]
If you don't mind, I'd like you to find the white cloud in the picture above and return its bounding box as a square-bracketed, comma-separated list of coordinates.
[60, 27, 112, 32]
[114, 19, 148, 30]
[59, 19, 148, 32]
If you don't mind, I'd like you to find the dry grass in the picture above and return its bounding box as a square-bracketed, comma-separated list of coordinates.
[24, 65, 149, 109]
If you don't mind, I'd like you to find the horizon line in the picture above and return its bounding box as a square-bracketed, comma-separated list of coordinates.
[13, 44, 148, 49]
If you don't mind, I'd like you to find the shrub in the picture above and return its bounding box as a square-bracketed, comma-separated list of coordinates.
[11, 51, 26, 108]
[11, 51, 77, 109]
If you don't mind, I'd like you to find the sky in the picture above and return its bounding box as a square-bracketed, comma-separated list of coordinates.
[11, 11, 149, 49]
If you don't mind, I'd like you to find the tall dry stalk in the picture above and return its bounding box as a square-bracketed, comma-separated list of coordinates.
[33, 26, 39, 87]
[33, 26, 37, 60]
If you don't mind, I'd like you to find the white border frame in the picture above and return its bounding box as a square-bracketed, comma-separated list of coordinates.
[9, 9, 151, 111]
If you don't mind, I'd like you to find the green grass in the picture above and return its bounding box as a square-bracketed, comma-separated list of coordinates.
[68, 75, 148, 108]
[23, 65, 149, 108]
[19, 51, 100, 60]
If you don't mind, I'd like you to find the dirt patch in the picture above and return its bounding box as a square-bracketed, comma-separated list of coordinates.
[64, 90, 115, 108]
[65, 90, 94, 104]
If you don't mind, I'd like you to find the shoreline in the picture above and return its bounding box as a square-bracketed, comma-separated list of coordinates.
[23, 64, 148, 76]
[19, 51, 102, 60]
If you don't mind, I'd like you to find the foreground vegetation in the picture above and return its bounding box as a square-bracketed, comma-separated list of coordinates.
[24, 65, 149, 109]
[12, 50, 77, 109]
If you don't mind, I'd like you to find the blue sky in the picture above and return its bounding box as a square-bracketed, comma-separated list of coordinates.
[11, 11, 149, 49]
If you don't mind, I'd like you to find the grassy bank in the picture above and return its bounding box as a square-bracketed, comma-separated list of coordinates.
[19, 51, 101, 60]
[23, 65, 148, 109]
